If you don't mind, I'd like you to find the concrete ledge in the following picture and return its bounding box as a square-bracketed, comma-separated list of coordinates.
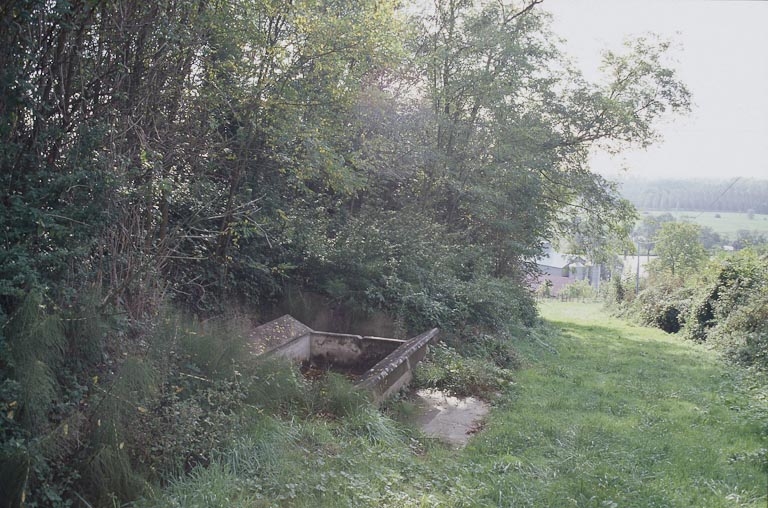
[262, 333, 311, 363]
[250, 314, 314, 356]
[356, 328, 439, 404]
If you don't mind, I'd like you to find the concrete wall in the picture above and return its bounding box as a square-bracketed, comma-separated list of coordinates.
[253, 314, 438, 403]
[310, 332, 404, 370]
[250, 314, 313, 356]
[356, 328, 439, 404]
[309, 332, 364, 367]
[262, 333, 311, 363]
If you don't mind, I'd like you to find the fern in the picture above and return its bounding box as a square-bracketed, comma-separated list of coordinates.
[6, 291, 66, 432]
[93, 356, 159, 446]
[87, 445, 148, 503]
[17, 360, 58, 431]
[0, 442, 30, 508]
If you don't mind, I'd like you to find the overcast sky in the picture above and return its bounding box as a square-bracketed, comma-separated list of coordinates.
[542, 0, 768, 181]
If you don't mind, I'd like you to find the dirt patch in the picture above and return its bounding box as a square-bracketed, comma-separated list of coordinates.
[414, 389, 490, 448]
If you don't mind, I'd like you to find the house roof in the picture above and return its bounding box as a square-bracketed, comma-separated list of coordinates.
[536, 245, 587, 269]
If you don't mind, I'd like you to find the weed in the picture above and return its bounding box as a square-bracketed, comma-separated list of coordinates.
[413, 342, 515, 398]
[315, 372, 370, 418]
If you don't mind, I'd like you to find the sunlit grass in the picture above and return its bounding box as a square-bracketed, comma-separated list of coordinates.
[461, 301, 767, 507]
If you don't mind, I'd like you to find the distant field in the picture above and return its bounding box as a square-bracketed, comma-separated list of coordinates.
[639, 210, 768, 239]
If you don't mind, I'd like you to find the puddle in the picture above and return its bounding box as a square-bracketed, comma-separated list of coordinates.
[414, 389, 490, 448]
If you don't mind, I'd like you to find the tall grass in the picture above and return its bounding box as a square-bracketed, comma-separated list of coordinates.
[5, 292, 66, 431]
[180, 313, 252, 379]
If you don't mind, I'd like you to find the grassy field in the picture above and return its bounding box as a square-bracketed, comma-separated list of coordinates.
[640, 210, 768, 238]
[466, 301, 768, 506]
[140, 302, 768, 507]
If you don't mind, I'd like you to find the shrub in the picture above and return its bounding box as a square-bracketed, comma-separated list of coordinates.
[632, 283, 692, 334]
[685, 251, 767, 342]
[457, 333, 523, 370]
[132, 376, 247, 478]
[413, 343, 515, 398]
[607, 275, 626, 304]
[560, 279, 595, 301]
[306, 210, 538, 336]
[606, 275, 640, 313]
[707, 289, 768, 371]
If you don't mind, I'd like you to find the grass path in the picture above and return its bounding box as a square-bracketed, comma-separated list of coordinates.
[461, 301, 767, 507]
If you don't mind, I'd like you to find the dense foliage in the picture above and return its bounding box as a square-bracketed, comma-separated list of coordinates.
[0, 0, 691, 505]
[614, 246, 768, 372]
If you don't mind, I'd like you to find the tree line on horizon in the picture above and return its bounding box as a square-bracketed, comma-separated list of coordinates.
[620, 178, 768, 213]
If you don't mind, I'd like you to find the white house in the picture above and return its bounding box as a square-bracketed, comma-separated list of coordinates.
[532, 244, 592, 296]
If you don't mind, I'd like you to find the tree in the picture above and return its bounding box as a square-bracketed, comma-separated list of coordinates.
[401, 1, 689, 278]
[698, 226, 723, 251]
[652, 222, 707, 277]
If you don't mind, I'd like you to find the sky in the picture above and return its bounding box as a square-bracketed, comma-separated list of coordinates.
[541, 0, 768, 181]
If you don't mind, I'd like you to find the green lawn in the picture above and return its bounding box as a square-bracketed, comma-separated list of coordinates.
[462, 301, 767, 506]
[640, 210, 768, 238]
[141, 302, 768, 507]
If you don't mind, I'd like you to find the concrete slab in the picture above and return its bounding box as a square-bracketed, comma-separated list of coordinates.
[415, 389, 490, 448]
[250, 315, 313, 356]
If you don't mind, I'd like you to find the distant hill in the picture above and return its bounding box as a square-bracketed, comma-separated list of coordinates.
[618, 178, 768, 213]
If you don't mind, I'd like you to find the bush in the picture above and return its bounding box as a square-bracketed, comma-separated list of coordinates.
[413, 343, 515, 398]
[685, 251, 767, 342]
[707, 289, 768, 370]
[606, 275, 642, 314]
[0, 298, 282, 506]
[630, 248, 768, 373]
[560, 279, 595, 301]
[632, 283, 692, 334]
[457, 332, 523, 370]
[607, 275, 626, 305]
[306, 210, 538, 336]
[132, 376, 247, 478]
